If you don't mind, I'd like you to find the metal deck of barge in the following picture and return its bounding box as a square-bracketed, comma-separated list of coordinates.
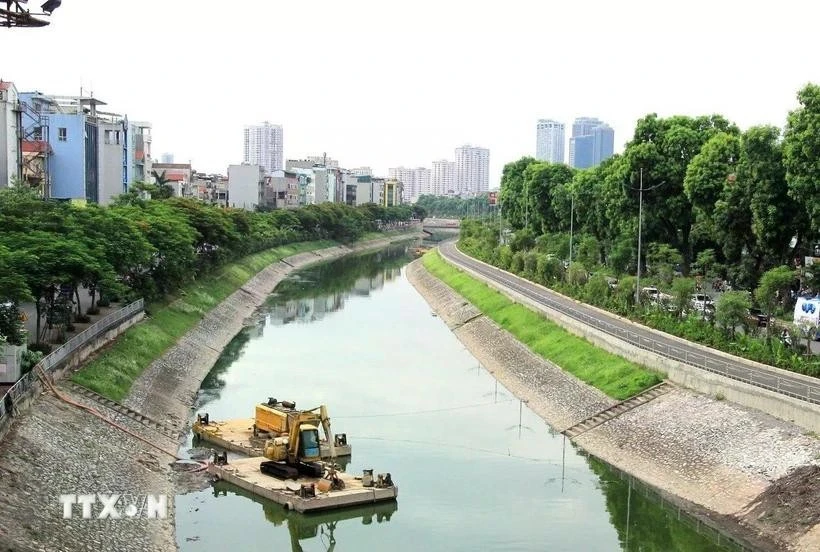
[207, 457, 398, 513]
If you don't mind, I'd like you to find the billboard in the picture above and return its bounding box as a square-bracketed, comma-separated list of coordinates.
[488, 191, 498, 206]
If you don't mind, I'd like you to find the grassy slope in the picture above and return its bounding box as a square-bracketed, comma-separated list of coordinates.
[423, 250, 662, 400]
[73, 240, 335, 400]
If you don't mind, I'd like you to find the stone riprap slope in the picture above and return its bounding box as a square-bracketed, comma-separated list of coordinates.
[407, 258, 820, 551]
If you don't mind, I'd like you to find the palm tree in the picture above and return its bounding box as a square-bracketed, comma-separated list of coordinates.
[150, 170, 174, 199]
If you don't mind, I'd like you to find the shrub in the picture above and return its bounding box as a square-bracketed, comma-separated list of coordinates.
[20, 349, 44, 374]
[28, 342, 52, 355]
[86, 306, 100, 315]
[97, 296, 111, 308]
[75, 314, 91, 324]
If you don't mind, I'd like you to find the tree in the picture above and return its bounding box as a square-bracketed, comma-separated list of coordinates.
[671, 278, 696, 317]
[149, 171, 175, 199]
[646, 243, 682, 285]
[715, 291, 751, 339]
[783, 83, 820, 231]
[498, 157, 538, 230]
[694, 249, 718, 277]
[743, 126, 802, 270]
[754, 266, 797, 336]
[624, 114, 739, 272]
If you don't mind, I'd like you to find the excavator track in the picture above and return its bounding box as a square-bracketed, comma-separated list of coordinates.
[260, 460, 300, 480]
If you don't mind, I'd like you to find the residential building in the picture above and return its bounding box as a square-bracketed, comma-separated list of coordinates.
[536, 119, 565, 163]
[263, 169, 299, 209]
[191, 172, 228, 206]
[388, 166, 430, 203]
[454, 145, 490, 196]
[286, 159, 317, 171]
[381, 179, 402, 207]
[227, 163, 264, 210]
[97, 115, 127, 205]
[312, 166, 334, 204]
[289, 167, 315, 205]
[431, 159, 455, 196]
[15, 91, 151, 204]
[569, 117, 614, 169]
[351, 166, 372, 177]
[0, 81, 20, 188]
[306, 154, 339, 169]
[243, 121, 283, 174]
[17, 93, 113, 203]
[151, 162, 192, 197]
[343, 174, 382, 206]
[126, 120, 151, 184]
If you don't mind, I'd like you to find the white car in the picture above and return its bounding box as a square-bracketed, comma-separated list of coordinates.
[690, 293, 714, 312]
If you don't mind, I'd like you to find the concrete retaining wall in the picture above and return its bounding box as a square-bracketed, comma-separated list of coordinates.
[442, 249, 820, 434]
[0, 310, 144, 443]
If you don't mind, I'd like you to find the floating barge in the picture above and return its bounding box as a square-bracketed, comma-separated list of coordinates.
[208, 456, 398, 513]
[193, 418, 352, 458]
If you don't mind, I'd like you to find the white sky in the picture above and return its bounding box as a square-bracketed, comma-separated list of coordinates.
[2, 0, 819, 187]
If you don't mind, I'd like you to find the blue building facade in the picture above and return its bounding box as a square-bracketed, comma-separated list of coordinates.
[569, 118, 614, 169]
[17, 93, 146, 203]
[570, 135, 595, 169]
[592, 125, 614, 166]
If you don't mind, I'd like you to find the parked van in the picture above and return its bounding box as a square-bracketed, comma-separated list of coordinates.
[793, 297, 820, 340]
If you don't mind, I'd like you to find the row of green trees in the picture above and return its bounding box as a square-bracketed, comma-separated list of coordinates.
[498, 84, 820, 290]
[461, 218, 818, 375]
[0, 188, 417, 345]
[415, 194, 496, 219]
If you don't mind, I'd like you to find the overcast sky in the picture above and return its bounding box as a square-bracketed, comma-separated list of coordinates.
[2, 0, 819, 187]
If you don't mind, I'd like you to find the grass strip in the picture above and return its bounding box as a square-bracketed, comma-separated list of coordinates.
[73, 240, 335, 400]
[423, 250, 662, 400]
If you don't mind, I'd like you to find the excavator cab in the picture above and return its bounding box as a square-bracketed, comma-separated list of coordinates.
[299, 425, 321, 461]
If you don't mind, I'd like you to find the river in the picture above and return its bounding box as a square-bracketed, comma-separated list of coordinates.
[175, 241, 740, 552]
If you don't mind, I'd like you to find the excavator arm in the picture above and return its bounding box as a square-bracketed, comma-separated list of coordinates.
[306, 405, 336, 458]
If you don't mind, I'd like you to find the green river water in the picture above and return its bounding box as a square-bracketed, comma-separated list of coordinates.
[175, 241, 743, 552]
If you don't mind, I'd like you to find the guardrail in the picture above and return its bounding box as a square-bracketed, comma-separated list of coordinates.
[444, 246, 820, 406]
[0, 299, 144, 425]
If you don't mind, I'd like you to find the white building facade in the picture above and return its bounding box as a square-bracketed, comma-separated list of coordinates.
[454, 145, 489, 196]
[388, 166, 431, 203]
[535, 119, 565, 163]
[431, 159, 455, 196]
[243, 121, 283, 175]
[0, 82, 20, 188]
[227, 163, 264, 210]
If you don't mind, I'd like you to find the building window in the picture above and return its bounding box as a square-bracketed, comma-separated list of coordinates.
[32, 126, 43, 141]
[104, 130, 121, 145]
[58, 127, 67, 141]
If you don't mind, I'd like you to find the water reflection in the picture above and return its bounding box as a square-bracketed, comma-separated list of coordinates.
[203, 481, 398, 552]
[585, 455, 744, 552]
[178, 240, 747, 552]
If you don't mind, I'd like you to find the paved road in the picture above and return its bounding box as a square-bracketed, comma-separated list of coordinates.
[439, 242, 820, 406]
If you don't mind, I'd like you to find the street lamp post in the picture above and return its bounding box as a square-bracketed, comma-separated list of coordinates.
[635, 168, 644, 304]
[568, 189, 575, 266]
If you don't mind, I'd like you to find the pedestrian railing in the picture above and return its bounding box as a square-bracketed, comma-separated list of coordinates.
[444, 245, 820, 406]
[0, 299, 144, 427]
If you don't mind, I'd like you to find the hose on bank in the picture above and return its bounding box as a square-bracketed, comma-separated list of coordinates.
[35, 366, 208, 472]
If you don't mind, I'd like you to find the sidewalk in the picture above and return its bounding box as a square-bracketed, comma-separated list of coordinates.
[18, 287, 120, 345]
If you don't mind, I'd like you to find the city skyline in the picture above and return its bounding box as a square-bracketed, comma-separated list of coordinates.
[3, 1, 818, 188]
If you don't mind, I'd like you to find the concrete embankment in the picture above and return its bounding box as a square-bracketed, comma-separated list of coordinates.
[0, 232, 421, 552]
[407, 259, 820, 552]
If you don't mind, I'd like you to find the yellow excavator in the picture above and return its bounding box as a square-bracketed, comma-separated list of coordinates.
[254, 398, 348, 458]
[260, 408, 330, 480]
